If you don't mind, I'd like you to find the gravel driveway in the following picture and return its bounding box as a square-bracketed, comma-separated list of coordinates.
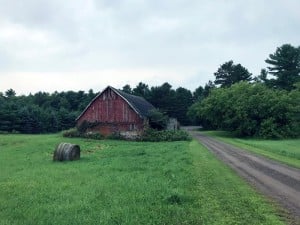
[188, 130, 300, 224]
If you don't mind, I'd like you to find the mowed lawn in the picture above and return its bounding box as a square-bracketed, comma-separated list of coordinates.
[203, 131, 300, 168]
[0, 134, 285, 225]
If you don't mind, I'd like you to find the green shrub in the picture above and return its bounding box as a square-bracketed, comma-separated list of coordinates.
[62, 128, 103, 140]
[83, 132, 104, 140]
[148, 109, 169, 130]
[62, 128, 81, 138]
[140, 129, 191, 142]
[106, 132, 122, 140]
[0, 130, 9, 134]
[258, 118, 281, 139]
[63, 127, 191, 142]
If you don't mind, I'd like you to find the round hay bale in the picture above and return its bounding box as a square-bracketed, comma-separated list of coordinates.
[53, 143, 80, 161]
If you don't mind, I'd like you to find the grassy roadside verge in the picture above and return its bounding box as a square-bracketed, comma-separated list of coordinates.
[201, 131, 300, 169]
[0, 134, 285, 225]
[187, 140, 285, 225]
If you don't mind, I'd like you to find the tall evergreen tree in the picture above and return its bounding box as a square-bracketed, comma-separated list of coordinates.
[132, 82, 150, 98]
[121, 84, 132, 94]
[214, 60, 252, 87]
[174, 87, 193, 125]
[265, 44, 300, 90]
[203, 80, 215, 97]
[148, 82, 175, 116]
[193, 86, 205, 102]
[5, 89, 16, 98]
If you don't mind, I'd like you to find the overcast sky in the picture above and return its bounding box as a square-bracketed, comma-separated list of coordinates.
[0, 0, 299, 95]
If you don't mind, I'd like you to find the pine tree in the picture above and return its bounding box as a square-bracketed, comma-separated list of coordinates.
[265, 44, 300, 90]
[214, 60, 252, 87]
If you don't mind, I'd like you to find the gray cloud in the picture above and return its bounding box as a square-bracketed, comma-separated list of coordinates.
[0, 0, 299, 93]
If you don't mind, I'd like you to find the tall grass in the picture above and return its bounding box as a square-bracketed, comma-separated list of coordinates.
[0, 134, 285, 225]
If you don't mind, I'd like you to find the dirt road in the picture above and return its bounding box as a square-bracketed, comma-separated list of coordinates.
[188, 130, 300, 223]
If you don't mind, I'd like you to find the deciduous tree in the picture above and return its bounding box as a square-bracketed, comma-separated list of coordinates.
[189, 82, 299, 138]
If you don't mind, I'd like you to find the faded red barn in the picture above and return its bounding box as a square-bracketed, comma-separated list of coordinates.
[76, 86, 155, 137]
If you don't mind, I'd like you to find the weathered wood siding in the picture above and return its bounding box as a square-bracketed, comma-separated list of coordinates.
[77, 88, 144, 136]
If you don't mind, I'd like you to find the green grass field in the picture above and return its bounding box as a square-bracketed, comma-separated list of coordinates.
[202, 131, 300, 168]
[0, 134, 285, 225]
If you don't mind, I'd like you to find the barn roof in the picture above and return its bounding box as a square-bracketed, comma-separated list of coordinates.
[76, 86, 155, 121]
[111, 87, 155, 118]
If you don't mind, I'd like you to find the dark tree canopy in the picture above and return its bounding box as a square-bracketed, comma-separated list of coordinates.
[148, 82, 175, 116]
[121, 84, 132, 94]
[5, 88, 16, 98]
[132, 82, 150, 98]
[214, 60, 252, 87]
[193, 81, 215, 102]
[148, 109, 169, 130]
[254, 69, 268, 83]
[125, 82, 194, 125]
[0, 89, 97, 134]
[265, 44, 300, 90]
[193, 86, 204, 102]
[203, 80, 215, 97]
[174, 87, 193, 125]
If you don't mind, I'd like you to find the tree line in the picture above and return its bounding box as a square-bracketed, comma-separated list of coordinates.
[0, 90, 96, 133]
[0, 44, 299, 138]
[0, 81, 198, 133]
[188, 44, 300, 138]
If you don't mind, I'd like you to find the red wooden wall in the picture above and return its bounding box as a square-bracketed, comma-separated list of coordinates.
[76, 88, 144, 136]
